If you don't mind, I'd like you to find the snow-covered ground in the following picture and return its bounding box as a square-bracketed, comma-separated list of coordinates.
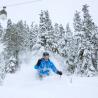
[0, 48, 98, 98]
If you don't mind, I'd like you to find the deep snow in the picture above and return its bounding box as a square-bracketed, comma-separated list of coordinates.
[0, 48, 98, 98]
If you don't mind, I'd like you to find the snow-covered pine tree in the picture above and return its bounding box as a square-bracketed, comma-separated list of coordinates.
[0, 23, 4, 71]
[64, 23, 77, 74]
[73, 10, 82, 32]
[3, 20, 29, 73]
[3, 19, 13, 61]
[66, 23, 73, 39]
[52, 23, 66, 56]
[82, 4, 96, 39]
[44, 11, 54, 50]
[75, 4, 97, 76]
[22, 21, 30, 51]
[65, 23, 72, 58]
[73, 10, 85, 75]
[59, 24, 65, 39]
[0, 50, 5, 82]
[57, 24, 67, 57]
[91, 28, 98, 71]
[30, 22, 39, 51]
[38, 10, 54, 50]
[3, 20, 19, 73]
[38, 10, 47, 47]
[52, 23, 60, 53]
[0, 23, 3, 39]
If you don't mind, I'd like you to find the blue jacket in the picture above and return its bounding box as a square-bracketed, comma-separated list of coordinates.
[34, 58, 58, 76]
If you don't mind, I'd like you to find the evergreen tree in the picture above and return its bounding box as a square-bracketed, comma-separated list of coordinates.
[91, 28, 98, 71]
[3, 20, 27, 73]
[66, 23, 73, 39]
[52, 23, 60, 53]
[38, 10, 54, 50]
[52, 23, 66, 55]
[44, 11, 54, 50]
[0, 51, 5, 82]
[59, 24, 65, 38]
[23, 21, 30, 51]
[30, 22, 39, 50]
[7, 19, 12, 29]
[73, 10, 82, 32]
[58, 24, 66, 56]
[82, 4, 96, 39]
[0, 23, 3, 38]
[78, 4, 97, 75]
[64, 23, 79, 74]
[38, 10, 47, 47]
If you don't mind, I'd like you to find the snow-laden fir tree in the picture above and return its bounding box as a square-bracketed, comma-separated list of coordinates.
[81, 4, 97, 75]
[59, 24, 65, 37]
[57, 24, 67, 57]
[44, 11, 54, 50]
[38, 10, 54, 50]
[3, 19, 19, 73]
[3, 19, 13, 62]
[3, 20, 29, 73]
[64, 23, 77, 74]
[66, 23, 73, 39]
[23, 21, 30, 51]
[82, 4, 96, 39]
[38, 10, 47, 47]
[91, 28, 98, 71]
[0, 23, 3, 39]
[52, 23, 66, 56]
[73, 10, 82, 32]
[16, 20, 30, 51]
[30, 22, 39, 51]
[0, 50, 5, 82]
[73, 4, 98, 76]
[52, 23, 60, 53]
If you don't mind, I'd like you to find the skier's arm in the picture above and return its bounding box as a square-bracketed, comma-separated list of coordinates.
[50, 61, 58, 73]
[50, 61, 62, 75]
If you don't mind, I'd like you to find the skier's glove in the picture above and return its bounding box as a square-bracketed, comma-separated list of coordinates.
[56, 71, 62, 76]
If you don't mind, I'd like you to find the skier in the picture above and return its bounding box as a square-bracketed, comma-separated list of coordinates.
[34, 52, 62, 79]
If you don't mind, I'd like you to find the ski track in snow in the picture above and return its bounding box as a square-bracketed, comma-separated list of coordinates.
[0, 49, 98, 98]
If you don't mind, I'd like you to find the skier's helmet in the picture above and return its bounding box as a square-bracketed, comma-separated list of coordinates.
[43, 52, 49, 56]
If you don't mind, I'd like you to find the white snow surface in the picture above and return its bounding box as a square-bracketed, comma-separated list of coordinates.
[0, 48, 98, 98]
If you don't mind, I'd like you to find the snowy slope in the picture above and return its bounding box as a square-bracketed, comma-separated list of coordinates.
[0, 48, 98, 98]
